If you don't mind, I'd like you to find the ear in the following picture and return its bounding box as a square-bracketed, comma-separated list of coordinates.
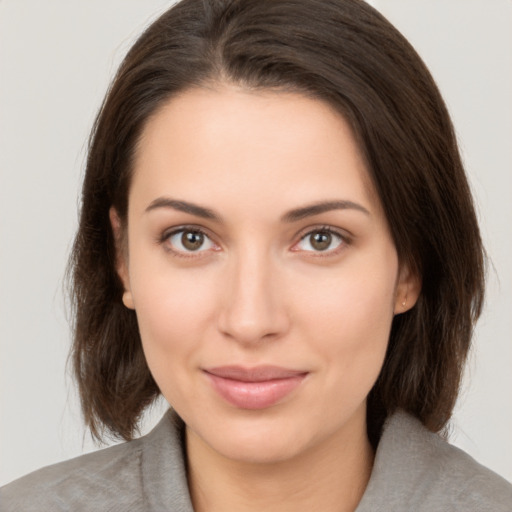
[109, 207, 135, 310]
[394, 262, 421, 315]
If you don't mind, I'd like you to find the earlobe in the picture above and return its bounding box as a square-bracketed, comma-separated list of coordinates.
[122, 290, 135, 310]
[394, 263, 421, 315]
[109, 207, 135, 310]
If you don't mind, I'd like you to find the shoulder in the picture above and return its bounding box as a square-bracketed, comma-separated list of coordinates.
[358, 411, 512, 512]
[0, 435, 145, 512]
[0, 410, 192, 512]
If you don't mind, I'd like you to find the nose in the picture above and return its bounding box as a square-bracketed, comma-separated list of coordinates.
[217, 249, 290, 345]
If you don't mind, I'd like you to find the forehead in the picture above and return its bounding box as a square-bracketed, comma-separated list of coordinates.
[130, 85, 381, 219]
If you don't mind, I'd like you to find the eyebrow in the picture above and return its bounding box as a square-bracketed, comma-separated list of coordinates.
[145, 197, 222, 221]
[144, 197, 370, 222]
[281, 200, 370, 222]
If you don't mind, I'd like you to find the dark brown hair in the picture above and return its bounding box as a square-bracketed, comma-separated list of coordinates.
[70, 0, 485, 444]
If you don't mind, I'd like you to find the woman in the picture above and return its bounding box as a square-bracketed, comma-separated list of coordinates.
[2, 0, 511, 510]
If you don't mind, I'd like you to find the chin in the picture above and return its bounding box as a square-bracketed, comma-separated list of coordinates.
[185, 405, 339, 466]
[194, 421, 310, 464]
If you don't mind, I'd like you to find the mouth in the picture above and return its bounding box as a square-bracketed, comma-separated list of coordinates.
[203, 365, 308, 410]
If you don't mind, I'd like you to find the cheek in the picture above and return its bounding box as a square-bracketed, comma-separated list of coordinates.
[128, 258, 219, 386]
[293, 252, 398, 382]
[300, 277, 394, 434]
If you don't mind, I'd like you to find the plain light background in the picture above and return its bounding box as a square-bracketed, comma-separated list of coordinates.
[1, 0, 511, 486]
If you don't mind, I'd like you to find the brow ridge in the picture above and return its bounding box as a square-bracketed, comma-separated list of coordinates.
[145, 197, 369, 223]
[281, 200, 370, 222]
[145, 197, 220, 221]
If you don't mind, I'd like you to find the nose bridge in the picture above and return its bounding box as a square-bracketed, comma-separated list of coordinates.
[217, 244, 288, 343]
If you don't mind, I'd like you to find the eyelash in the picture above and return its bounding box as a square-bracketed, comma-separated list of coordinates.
[293, 225, 350, 257]
[158, 225, 351, 258]
[158, 225, 219, 259]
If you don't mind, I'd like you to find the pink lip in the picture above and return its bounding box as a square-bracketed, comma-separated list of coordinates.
[204, 365, 308, 410]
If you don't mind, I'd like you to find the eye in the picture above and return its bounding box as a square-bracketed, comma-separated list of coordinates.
[294, 228, 346, 253]
[165, 228, 216, 254]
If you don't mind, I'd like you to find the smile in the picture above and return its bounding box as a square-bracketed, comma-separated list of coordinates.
[203, 366, 308, 410]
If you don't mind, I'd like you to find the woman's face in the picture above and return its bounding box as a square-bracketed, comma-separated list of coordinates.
[115, 86, 417, 464]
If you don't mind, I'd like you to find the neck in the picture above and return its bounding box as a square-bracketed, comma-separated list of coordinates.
[186, 410, 374, 512]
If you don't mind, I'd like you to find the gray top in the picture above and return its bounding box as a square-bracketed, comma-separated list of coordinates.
[1, 410, 511, 511]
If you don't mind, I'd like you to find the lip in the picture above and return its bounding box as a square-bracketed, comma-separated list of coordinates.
[204, 365, 308, 410]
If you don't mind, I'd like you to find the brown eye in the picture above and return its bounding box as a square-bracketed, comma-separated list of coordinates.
[295, 228, 345, 253]
[166, 229, 215, 253]
[310, 231, 332, 251]
[181, 231, 204, 251]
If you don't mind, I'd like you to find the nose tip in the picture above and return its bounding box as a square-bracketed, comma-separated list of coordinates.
[216, 259, 289, 345]
[219, 313, 281, 344]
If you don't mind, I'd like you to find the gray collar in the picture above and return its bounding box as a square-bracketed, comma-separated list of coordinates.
[141, 409, 512, 512]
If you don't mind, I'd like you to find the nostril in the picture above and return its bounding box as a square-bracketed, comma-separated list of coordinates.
[217, 297, 290, 344]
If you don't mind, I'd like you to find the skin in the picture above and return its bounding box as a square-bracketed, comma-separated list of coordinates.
[112, 85, 420, 512]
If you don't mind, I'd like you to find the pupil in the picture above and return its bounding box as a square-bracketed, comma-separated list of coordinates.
[182, 231, 204, 251]
[311, 232, 331, 251]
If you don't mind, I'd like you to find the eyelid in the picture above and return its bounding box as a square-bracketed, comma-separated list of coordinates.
[157, 223, 351, 258]
[291, 225, 352, 255]
[159, 224, 221, 257]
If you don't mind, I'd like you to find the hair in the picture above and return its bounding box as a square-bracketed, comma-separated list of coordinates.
[69, 0, 485, 445]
